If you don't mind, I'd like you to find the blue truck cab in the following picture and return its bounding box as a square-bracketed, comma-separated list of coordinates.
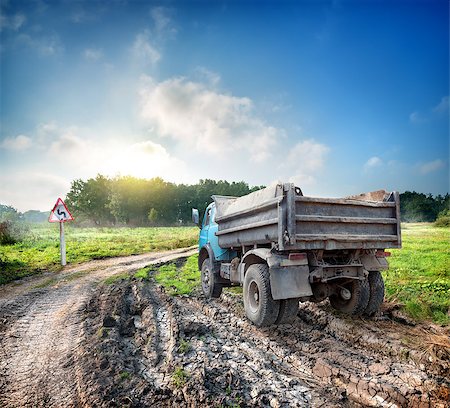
[198, 203, 233, 262]
[193, 203, 236, 299]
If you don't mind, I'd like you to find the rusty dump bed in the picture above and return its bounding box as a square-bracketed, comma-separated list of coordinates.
[213, 183, 401, 251]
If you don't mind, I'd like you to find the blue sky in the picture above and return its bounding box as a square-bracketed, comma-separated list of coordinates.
[0, 0, 448, 211]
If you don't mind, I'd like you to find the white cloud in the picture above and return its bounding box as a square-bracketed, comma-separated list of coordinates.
[409, 111, 424, 124]
[83, 48, 103, 61]
[139, 76, 279, 162]
[195, 67, 221, 86]
[284, 140, 329, 185]
[364, 156, 383, 170]
[410, 95, 449, 124]
[0, 12, 26, 31]
[0, 172, 70, 212]
[132, 30, 161, 65]
[0, 135, 32, 150]
[16, 33, 63, 56]
[150, 6, 176, 37]
[432, 96, 449, 114]
[48, 131, 86, 157]
[419, 159, 445, 174]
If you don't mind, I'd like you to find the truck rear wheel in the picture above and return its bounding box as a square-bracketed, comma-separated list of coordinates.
[275, 298, 299, 324]
[364, 271, 385, 316]
[329, 277, 370, 316]
[201, 259, 222, 298]
[243, 264, 280, 327]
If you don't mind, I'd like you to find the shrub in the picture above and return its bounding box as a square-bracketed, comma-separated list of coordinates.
[435, 209, 450, 227]
[0, 220, 24, 245]
[0, 204, 29, 245]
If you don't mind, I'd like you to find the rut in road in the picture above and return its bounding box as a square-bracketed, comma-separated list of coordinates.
[0, 247, 197, 408]
[76, 272, 449, 407]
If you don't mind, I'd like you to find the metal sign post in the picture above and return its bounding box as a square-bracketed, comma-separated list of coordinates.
[60, 222, 66, 266]
[49, 198, 74, 266]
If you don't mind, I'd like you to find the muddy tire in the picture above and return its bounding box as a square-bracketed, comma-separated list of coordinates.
[201, 259, 222, 298]
[364, 271, 385, 316]
[329, 277, 370, 316]
[275, 298, 299, 324]
[243, 263, 280, 327]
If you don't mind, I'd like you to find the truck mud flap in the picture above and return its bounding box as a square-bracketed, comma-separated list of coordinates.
[269, 265, 313, 300]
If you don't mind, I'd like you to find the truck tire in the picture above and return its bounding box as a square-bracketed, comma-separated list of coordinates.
[329, 277, 370, 316]
[275, 298, 299, 325]
[243, 264, 280, 327]
[201, 259, 222, 298]
[364, 271, 385, 316]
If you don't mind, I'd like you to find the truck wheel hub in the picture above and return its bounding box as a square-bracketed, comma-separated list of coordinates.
[248, 281, 260, 311]
[340, 288, 351, 300]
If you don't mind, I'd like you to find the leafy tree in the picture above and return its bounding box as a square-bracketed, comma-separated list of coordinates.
[66, 174, 114, 225]
[148, 208, 159, 224]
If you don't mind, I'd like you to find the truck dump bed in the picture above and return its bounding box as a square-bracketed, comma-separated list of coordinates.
[213, 183, 401, 251]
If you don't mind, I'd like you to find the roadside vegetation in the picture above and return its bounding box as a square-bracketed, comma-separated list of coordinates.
[136, 254, 200, 296]
[384, 223, 449, 325]
[0, 224, 197, 285]
[434, 209, 450, 227]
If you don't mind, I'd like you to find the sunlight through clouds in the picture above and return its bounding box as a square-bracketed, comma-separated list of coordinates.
[139, 76, 279, 163]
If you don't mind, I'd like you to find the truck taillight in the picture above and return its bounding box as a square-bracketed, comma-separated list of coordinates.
[289, 253, 307, 261]
[375, 250, 391, 257]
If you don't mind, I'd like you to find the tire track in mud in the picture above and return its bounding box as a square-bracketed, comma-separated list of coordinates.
[75, 272, 449, 408]
[0, 247, 197, 408]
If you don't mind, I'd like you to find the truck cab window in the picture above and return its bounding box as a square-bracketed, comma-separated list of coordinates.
[204, 208, 211, 226]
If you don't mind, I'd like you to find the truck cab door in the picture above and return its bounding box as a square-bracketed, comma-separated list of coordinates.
[198, 204, 212, 250]
[208, 204, 233, 261]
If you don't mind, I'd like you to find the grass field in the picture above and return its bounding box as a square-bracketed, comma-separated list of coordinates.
[383, 223, 449, 325]
[0, 224, 198, 285]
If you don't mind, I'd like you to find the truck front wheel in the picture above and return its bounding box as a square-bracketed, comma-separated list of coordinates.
[329, 277, 370, 316]
[243, 264, 280, 327]
[201, 259, 222, 298]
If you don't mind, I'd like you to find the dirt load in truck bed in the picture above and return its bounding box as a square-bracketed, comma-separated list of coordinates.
[0, 251, 448, 407]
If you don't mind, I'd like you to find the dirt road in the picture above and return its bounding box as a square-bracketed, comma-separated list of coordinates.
[0, 250, 448, 407]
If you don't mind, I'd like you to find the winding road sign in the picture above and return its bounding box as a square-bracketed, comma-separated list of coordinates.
[49, 198, 74, 223]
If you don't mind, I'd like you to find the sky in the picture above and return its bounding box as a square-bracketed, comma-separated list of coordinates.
[0, 0, 448, 212]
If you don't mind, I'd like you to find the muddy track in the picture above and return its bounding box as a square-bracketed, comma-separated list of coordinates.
[0, 247, 197, 407]
[1, 252, 449, 407]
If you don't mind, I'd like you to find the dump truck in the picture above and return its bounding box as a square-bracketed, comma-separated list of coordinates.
[192, 183, 401, 327]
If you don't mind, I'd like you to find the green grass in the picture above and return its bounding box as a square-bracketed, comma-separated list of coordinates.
[177, 338, 191, 354]
[172, 367, 189, 388]
[383, 223, 449, 325]
[103, 273, 130, 285]
[0, 224, 197, 284]
[152, 254, 200, 296]
[134, 268, 149, 279]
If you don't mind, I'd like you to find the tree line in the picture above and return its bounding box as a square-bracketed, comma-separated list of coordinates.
[63, 175, 449, 226]
[65, 175, 264, 226]
[1, 176, 448, 230]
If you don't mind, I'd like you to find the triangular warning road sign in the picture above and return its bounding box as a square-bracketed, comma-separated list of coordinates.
[49, 198, 74, 223]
